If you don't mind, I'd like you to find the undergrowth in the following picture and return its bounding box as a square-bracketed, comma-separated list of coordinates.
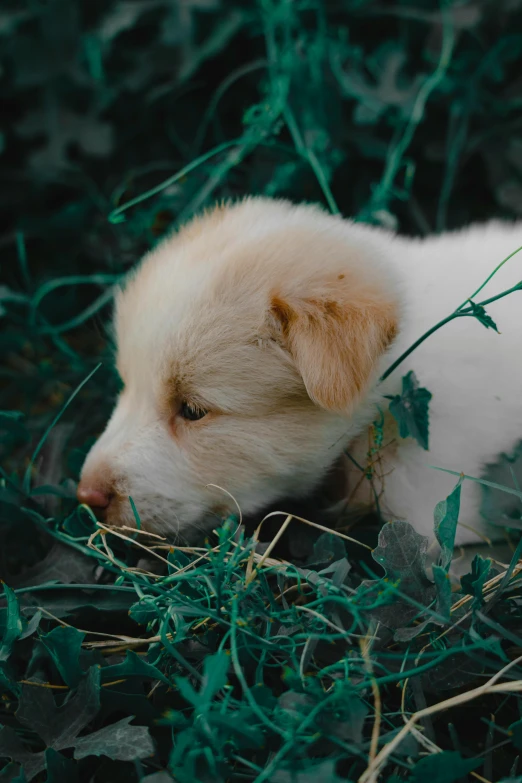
[2, 0, 522, 781]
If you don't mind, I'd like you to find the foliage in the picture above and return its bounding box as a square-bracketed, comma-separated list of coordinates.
[387, 371, 432, 450]
[2, 0, 522, 781]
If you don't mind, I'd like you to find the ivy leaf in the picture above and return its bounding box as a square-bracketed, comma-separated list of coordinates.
[73, 715, 154, 761]
[359, 521, 436, 637]
[409, 751, 480, 782]
[39, 626, 85, 688]
[16, 665, 100, 748]
[0, 667, 99, 779]
[468, 300, 499, 332]
[387, 371, 432, 450]
[372, 520, 432, 590]
[0, 665, 154, 779]
[434, 478, 462, 569]
[460, 555, 492, 605]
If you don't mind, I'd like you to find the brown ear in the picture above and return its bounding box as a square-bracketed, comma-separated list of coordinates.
[270, 283, 398, 413]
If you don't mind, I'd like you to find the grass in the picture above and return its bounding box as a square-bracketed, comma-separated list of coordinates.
[2, 0, 522, 781]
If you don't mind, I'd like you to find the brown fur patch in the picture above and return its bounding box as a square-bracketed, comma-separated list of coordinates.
[270, 287, 398, 413]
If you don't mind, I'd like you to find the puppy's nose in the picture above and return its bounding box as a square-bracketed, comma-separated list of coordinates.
[77, 483, 112, 510]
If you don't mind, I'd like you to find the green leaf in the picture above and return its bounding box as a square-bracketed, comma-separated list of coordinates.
[372, 520, 432, 590]
[0, 666, 100, 780]
[101, 650, 170, 685]
[199, 650, 230, 707]
[0, 584, 23, 663]
[409, 751, 480, 782]
[0, 728, 39, 780]
[175, 650, 230, 712]
[0, 763, 28, 783]
[432, 565, 452, 621]
[387, 370, 432, 450]
[207, 710, 264, 749]
[434, 478, 462, 569]
[44, 749, 78, 783]
[468, 300, 499, 332]
[460, 555, 491, 604]
[129, 597, 159, 625]
[39, 626, 85, 688]
[74, 715, 154, 761]
[361, 520, 436, 637]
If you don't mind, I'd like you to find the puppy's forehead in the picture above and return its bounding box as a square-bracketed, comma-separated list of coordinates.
[114, 201, 302, 376]
[112, 198, 381, 403]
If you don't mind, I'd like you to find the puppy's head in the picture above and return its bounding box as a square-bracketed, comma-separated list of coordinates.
[78, 198, 399, 539]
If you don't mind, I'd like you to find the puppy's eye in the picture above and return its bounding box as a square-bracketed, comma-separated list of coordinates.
[179, 401, 207, 421]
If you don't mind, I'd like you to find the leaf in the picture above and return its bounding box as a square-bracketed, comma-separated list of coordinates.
[308, 532, 347, 567]
[207, 710, 264, 749]
[44, 749, 78, 783]
[39, 626, 85, 688]
[101, 650, 170, 685]
[0, 666, 100, 780]
[434, 478, 462, 569]
[468, 300, 499, 332]
[10, 542, 96, 589]
[175, 650, 230, 712]
[409, 751, 480, 782]
[359, 521, 436, 636]
[0, 584, 23, 663]
[0, 763, 28, 783]
[387, 370, 432, 450]
[372, 520, 431, 588]
[460, 555, 492, 604]
[16, 665, 100, 749]
[0, 727, 40, 780]
[1, 664, 153, 777]
[74, 715, 154, 761]
[199, 650, 230, 708]
[129, 596, 159, 625]
[432, 565, 452, 621]
[0, 411, 25, 422]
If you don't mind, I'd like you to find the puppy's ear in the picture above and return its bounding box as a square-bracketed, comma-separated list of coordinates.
[270, 279, 398, 413]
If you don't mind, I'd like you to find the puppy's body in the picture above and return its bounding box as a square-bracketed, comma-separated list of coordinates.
[349, 222, 522, 544]
[78, 199, 522, 546]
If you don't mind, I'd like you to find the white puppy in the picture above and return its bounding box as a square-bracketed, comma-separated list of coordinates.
[77, 198, 522, 547]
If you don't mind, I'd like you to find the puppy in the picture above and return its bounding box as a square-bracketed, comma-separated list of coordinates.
[77, 198, 522, 547]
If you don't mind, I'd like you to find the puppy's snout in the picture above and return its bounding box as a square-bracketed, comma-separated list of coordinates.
[77, 462, 116, 520]
[77, 483, 112, 510]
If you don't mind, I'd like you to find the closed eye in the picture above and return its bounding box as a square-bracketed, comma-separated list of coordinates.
[179, 401, 208, 421]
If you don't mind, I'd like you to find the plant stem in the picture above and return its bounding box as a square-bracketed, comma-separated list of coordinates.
[380, 280, 522, 382]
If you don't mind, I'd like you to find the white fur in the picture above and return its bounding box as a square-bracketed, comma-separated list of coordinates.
[78, 198, 522, 546]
